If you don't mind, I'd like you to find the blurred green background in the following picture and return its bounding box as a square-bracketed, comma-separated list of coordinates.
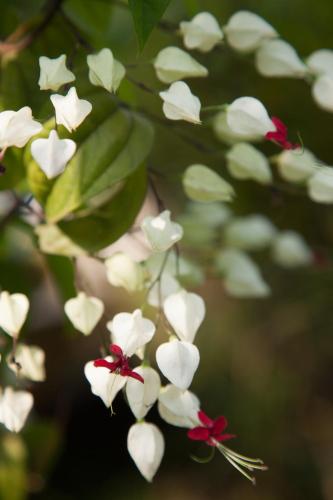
[1, 0, 333, 499]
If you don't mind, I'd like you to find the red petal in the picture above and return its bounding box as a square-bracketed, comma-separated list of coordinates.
[94, 359, 116, 371]
[121, 368, 144, 383]
[215, 433, 236, 442]
[212, 415, 228, 434]
[110, 344, 123, 357]
[198, 410, 214, 428]
[271, 116, 287, 134]
[187, 427, 210, 441]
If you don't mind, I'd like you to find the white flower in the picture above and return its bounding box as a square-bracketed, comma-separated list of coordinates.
[183, 164, 235, 202]
[226, 97, 274, 140]
[7, 344, 46, 382]
[38, 54, 75, 91]
[127, 422, 164, 482]
[216, 249, 270, 298]
[255, 39, 308, 78]
[158, 384, 200, 428]
[0, 107, 42, 149]
[64, 292, 104, 335]
[226, 143, 272, 184]
[0, 291, 29, 338]
[126, 366, 161, 419]
[50, 87, 92, 132]
[306, 49, 333, 78]
[0, 387, 33, 433]
[141, 210, 183, 253]
[147, 272, 181, 308]
[163, 289, 205, 343]
[84, 357, 127, 407]
[159, 81, 201, 124]
[87, 48, 125, 93]
[224, 10, 277, 53]
[276, 149, 318, 183]
[105, 252, 144, 292]
[154, 46, 208, 83]
[272, 231, 312, 268]
[213, 111, 261, 145]
[107, 309, 155, 357]
[307, 166, 333, 203]
[30, 130, 76, 179]
[180, 12, 223, 52]
[224, 215, 277, 251]
[156, 339, 200, 390]
[312, 74, 333, 113]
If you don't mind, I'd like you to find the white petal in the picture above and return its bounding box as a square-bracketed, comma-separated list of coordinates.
[312, 75, 333, 113]
[126, 366, 161, 419]
[50, 87, 92, 132]
[306, 49, 333, 78]
[31, 130, 76, 179]
[0, 388, 33, 433]
[156, 339, 200, 390]
[141, 210, 183, 253]
[64, 292, 104, 335]
[87, 48, 125, 93]
[163, 289, 205, 343]
[0, 107, 42, 149]
[183, 164, 235, 202]
[38, 54, 75, 91]
[127, 422, 164, 482]
[225, 10, 277, 53]
[255, 39, 308, 78]
[84, 358, 126, 407]
[159, 81, 201, 124]
[0, 292, 29, 337]
[7, 344, 45, 382]
[108, 309, 155, 357]
[213, 110, 263, 145]
[276, 149, 318, 183]
[158, 384, 200, 428]
[224, 214, 277, 251]
[272, 231, 312, 268]
[307, 166, 333, 203]
[226, 142, 272, 184]
[227, 97, 274, 139]
[148, 272, 181, 308]
[180, 12, 223, 52]
[154, 46, 208, 83]
[105, 252, 144, 292]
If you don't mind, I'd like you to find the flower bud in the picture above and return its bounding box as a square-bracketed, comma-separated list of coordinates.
[307, 166, 333, 203]
[0, 292, 29, 338]
[87, 48, 125, 93]
[156, 339, 200, 390]
[154, 46, 208, 83]
[50, 87, 92, 132]
[306, 49, 333, 78]
[180, 12, 223, 52]
[159, 81, 201, 124]
[163, 289, 205, 343]
[7, 344, 46, 382]
[84, 357, 126, 407]
[0, 107, 42, 149]
[224, 11, 277, 53]
[141, 210, 183, 253]
[31, 130, 76, 179]
[0, 387, 33, 433]
[64, 292, 104, 335]
[226, 143, 272, 184]
[255, 39, 308, 78]
[224, 215, 277, 251]
[126, 366, 161, 419]
[38, 54, 75, 91]
[105, 252, 144, 292]
[272, 231, 312, 268]
[183, 164, 235, 202]
[226, 97, 274, 140]
[127, 422, 165, 482]
[312, 74, 333, 113]
[275, 149, 318, 183]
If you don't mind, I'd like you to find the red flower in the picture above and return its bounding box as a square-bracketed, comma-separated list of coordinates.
[187, 410, 236, 446]
[94, 344, 144, 383]
[265, 117, 300, 150]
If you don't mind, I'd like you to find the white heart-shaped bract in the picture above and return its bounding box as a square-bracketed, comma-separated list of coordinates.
[105, 252, 144, 292]
[141, 210, 183, 253]
[154, 46, 208, 83]
[272, 231, 312, 268]
[226, 142, 272, 184]
[84, 357, 127, 407]
[307, 49, 333, 78]
[163, 289, 205, 343]
[31, 130, 76, 179]
[213, 110, 263, 145]
[307, 166, 333, 203]
[7, 344, 46, 382]
[159, 81, 201, 124]
[224, 214, 277, 251]
[180, 12, 223, 53]
[156, 340, 200, 390]
[312, 74, 333, 113]
[0, 107, 42, 149]
[0, 291, 29, 338]
[50, 87, 92, 132]
[224, 10, 277, 53]
[226, 97, 274, 140]
[127, 422, 164, 482]
[64, 292, 104, 335]
[126, 366, 161, 419]
[107, 309, 155, 357]
[38, 54, 75, 91]
[148, 272, 181, 308]
[276, 149, 318, 183]
[0, 387, 33, 433]
[255, 39, 308, 78]
[158, 384, 200, 428]
[87, 48, 125, 93]
[183, 164, 235, 202]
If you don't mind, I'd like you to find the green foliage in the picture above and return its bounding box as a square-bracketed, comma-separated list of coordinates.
[128, 0, 172, 49]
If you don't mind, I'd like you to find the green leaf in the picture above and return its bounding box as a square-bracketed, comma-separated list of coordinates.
[128, 0, 172, 49]
[58, 164, 147, 253]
